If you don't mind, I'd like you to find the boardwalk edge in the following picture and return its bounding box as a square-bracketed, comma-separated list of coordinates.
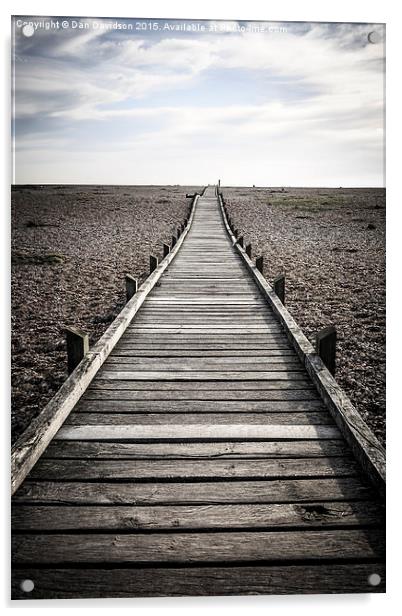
[218, 190, 385, 496]
[11, 193, 201, 495]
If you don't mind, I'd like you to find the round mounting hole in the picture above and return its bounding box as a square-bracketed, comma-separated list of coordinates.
[22, 24, 35, 37]
[20, 579, 35, 593]
[367, 31, 381, 44]
[368, 573, 381, 587]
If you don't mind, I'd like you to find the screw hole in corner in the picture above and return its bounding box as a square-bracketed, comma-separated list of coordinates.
[368, 573, 382, 587]
[20, 578, 35, 593]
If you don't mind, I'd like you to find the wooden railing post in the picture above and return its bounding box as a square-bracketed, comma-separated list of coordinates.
[163, 243, 170, 258]
[125, 275, 137, 302]
[65, 327, 89, 375]
[238, 236, 244, 248]
[150, 255, 158, 274]
[171, 235, 177, 247]
[246, 243, 252, 257]
[177, 226, 182, 238]
[234, 229, 239, 239]
[256, 256, 264, 274]
[316, 326, 337, 376]
[273, 274, 285, 304]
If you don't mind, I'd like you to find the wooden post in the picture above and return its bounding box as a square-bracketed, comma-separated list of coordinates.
[316, 326, 337, 376]
[125, 275, 137, 302]
[177, 226, 181, 238]
[256, 256, 264, 274]
[234, 229, 239, 239]
[150, 255, 158, 274]
[171, 235, 177, 247]
[273, 274, 285, 304]
[65, 327, 89, 375]
[163, 243, 170, 258]
[238, 236, 244, 248]
[246, 243, 252, 257]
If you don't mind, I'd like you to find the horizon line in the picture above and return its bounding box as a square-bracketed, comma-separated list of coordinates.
[11, 182, 386, 189]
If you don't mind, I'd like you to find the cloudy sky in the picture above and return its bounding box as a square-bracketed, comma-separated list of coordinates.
[12, 17, 385, 186]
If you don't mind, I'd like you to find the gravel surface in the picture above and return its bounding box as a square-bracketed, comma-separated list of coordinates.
[11, 185, 199, 443]
[223, 187, 386, 446]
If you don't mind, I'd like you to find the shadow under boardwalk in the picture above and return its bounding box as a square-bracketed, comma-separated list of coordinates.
[11, 185, 385, 598]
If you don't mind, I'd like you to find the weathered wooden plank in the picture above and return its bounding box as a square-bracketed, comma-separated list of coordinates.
[116, 335, 289, 341]
[42, 439, 349, 460]
[151, 287, 257, 292]
[96, 371, 306, 381]
[106, 356, 301, 367]
[85, 388, 318, 400]
[29, 457, 357, 481]
[121, 338, 288, 345]
[134, 321, 275, 327]
[127, 328, 283, 335]
[112, 349, 296, 357]
[134, 312, 273, 318]
[12, 528, 385, 565]
[137, 305, 269, 310]
[162, 275, 251, 279]
[74, 399, 326, 413]
[141, 302, 268, 307]
[55, 424, 341, 441]
[147, 296, 264, 300]
[11, 563, 386, 598]
[148, 295, 263, 300]
[135, 310, 276, 315]
[13, 477, 376, 505]
[108, 351, 302, 370]
[120, 339, 290, 347]
[66, 411, 333, 426]
[145, 288, 261, 292]
[151, 286, 256, 290]
[101, 362, 303, 372]
[12, 500, 384, 531]
[88, 380, 314, 391]
[122, 334, 287, 341]
[148, 297, 264, 302]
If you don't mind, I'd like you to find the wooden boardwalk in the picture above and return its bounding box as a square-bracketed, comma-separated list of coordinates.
[11, 186, 385, 598]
